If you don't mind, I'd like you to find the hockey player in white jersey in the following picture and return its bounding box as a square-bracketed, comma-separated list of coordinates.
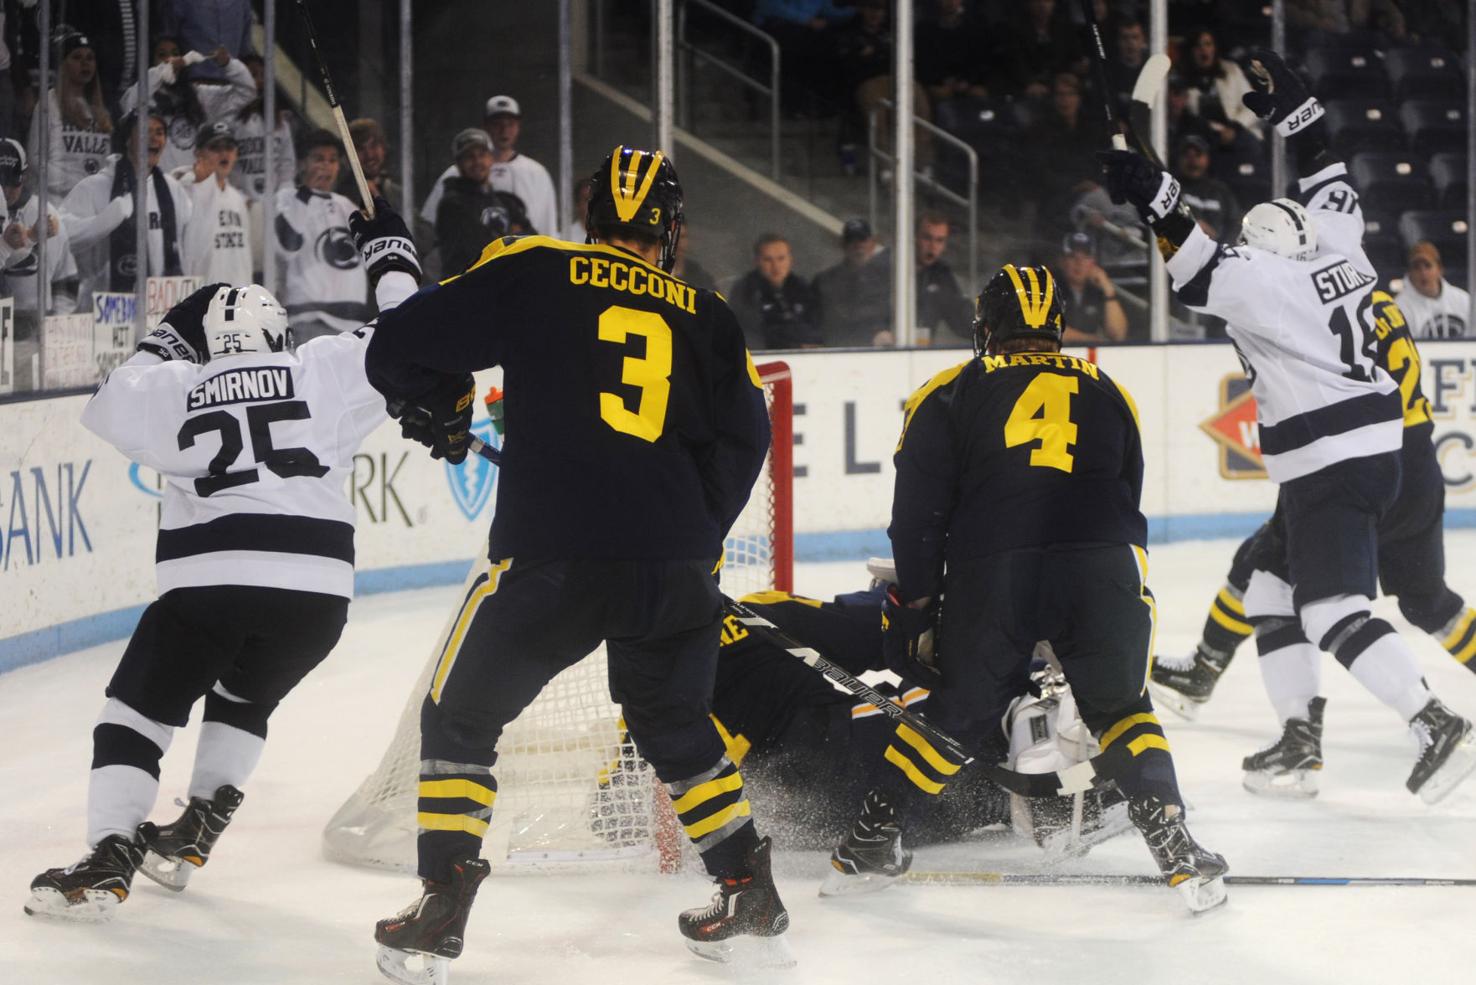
[1100, 48, 1476, 805]
[23, 203, 424, 922]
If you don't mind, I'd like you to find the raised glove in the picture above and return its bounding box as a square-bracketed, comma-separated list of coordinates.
[395, 374, 476, 464]
[101, 193, 135, 228]
[350, 196, 422, 285]
[882, 587, 942, 688]
[1242, 47, 1323, 137]
[137, 281, 228, 362]
[1098, 150, 1181, 224]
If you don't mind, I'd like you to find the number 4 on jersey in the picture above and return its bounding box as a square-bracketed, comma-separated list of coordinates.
[1005, 373, 1079, 473]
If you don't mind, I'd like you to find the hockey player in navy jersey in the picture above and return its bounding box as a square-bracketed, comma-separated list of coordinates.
[1100, 48, 1476, 804]
[23, 206, 424, 922]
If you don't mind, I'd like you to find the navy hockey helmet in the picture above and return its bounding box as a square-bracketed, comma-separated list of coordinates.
[586, 145, 684, 272]
[973, 264, 1065, 356]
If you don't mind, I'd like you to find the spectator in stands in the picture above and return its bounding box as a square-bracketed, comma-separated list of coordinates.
[730, 232, 824, 351]
[163, 0, 256, 82]
[1165, 73, 1213, 151]
[435, 128, 533, 277]
[1054, 231, 1128, 344]
[998, 0, 1084, 101]
[562, 177, 593, 243]
[1396, 241, 1471, 339]
[1176, 134, 1241, 239]
[174, 121, 252, 287]
[1288, 0, 1407, 36]
[815, 217, 892, 347]
[1106, 18, 1147, 117]
[1, 136, 79, 319]
[672, 228, 719, 293]
[64, 1, 140, 99]
[340, 118, 403, 213]
[28, 31, 112, 199]
[230, 54, 296, 203]
[419, 95, 557, 240]
[273, 129, 370, 343]
[916, 0, 995, 106]
[841, 0, 934, 175]
[123, 39, 257, 175]
[753, 1, 856, 114]
[1023, 72, 1102, 241]
[62, 109, 193, 309]
[1180, 28, 1262, 152]
[915, 212, 972, 346]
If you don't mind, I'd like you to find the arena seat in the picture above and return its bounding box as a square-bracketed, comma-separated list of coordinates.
[1324, 99, 1400, 157]
[1384, 46, 1462, 101]
[1350, 151, 1433, 213]
[1305, 47, 1389, 100]
[1399, 100, 1467, 157]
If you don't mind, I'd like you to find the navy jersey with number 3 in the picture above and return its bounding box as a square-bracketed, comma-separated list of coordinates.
[890, 352, 1147, 602]
[366, 236, 770, 562]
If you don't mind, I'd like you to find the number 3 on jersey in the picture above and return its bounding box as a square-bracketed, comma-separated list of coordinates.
[1005, 373, 1078, 472]
[598, 305, 672, 442]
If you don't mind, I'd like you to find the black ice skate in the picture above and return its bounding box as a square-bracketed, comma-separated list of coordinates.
[1128, 796, 1228, 914]
[24, 825, 151, 922]
[679, 836, 793, 968]
[138, 784, 245, 891]
[1242, 698, 1325, 799]
[819, 789, 912, 897]
[1407, 699, 1476, 805]
[1148, 645, 1232, 721]
[374, 857, 491, 985]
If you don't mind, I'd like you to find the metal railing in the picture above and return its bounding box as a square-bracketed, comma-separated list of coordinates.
[674, 0, 781, 179]
[866, 103, 978, 294]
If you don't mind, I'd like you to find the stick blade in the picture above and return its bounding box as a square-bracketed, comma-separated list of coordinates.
[1132, 53, 1173, 107]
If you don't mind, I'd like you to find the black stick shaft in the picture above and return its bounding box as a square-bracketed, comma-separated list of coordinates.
[1078, 0, 1127, 150]
[295, 0, 376, 216]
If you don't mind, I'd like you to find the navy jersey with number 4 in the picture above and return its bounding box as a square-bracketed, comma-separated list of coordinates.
[891, 352, 1147, 602]
[366, 235, 770, 561]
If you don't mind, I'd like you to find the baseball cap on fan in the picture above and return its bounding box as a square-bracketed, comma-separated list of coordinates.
[0, 138, 26, 186]
[484, 95, 521, 119]
[195, 121, 238, 149]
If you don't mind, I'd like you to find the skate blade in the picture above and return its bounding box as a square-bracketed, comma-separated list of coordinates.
[375, 945, 450, 985]
[1417, 730, 1476, 805]
[818, 865, 903, 898]
[23, 886, 124, 923]
[1174, 875, 1228, 915]
[1147, 682, 1202, 722]
[1242, 768, 1319, 800]
[686, 932, 796, 969]
[138, 851, 195, 892]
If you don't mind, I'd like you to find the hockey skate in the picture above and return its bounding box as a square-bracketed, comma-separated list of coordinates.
[374, 857, 491, 985]
[1242, 698, 1325, 799]
[138, 784, 245, 891]
[1127, 796, 1228, 914]
[25, 825, 151, 922]
[679, 836, 794, 968]
[819, 790, 912, 897]
[1406, 699, 1476, 805]
[1148, 646, 1231, 721]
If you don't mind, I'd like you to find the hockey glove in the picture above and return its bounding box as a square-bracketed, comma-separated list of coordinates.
[1097, 150, 1195, 255]
[137, 281, 228, 363]
[394, 374, 476, 464]
[350, 196, 422, 286]
[1242, 47, 1323, 138]
[882, 587, 942, 688]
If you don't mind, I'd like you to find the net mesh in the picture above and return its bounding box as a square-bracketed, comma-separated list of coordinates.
[322, 365, 792, 873]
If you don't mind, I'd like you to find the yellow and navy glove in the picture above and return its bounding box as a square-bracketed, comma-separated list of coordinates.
[395, 374, 476, 464]
[882, 586, 942, 688]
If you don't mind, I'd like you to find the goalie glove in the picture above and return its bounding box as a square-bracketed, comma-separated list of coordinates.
[393, 374, 476, 464]
[882, 587, 942, 688]
[1242, 47, 1324, 138]
[137, 280, 229, 363]
[350, 196, 422, 286]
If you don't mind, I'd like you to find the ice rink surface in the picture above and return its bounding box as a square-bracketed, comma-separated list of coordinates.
[2, 536, 1473, 985]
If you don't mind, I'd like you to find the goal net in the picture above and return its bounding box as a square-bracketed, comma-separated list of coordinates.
[322, 363, 793, 874]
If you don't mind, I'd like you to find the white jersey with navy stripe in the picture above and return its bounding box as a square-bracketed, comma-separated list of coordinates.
[80, 273, 415, 597]
[1166, 162, 1401, 483]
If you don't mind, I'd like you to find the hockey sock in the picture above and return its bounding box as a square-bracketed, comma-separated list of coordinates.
[1200, 582, 1252, 661]
[1312, 609, 1432, 722]
[1437, 607, 1476, 670]
[666, 756, 758, 879]
[1091, 699, 1183, 809]
[416, 697, 497, 883]
[190, 688, 272, 798]
[88, 698, 175, 845]
[1254, 618, 1322, 724]
[881, 720, 966, 797]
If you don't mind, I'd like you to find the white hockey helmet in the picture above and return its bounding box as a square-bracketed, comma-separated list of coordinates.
[1239, 198, 1318, 261]
[204, 284, 289, 359]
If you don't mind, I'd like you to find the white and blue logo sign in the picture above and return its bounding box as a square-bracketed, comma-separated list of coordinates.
[445, 419, 500, 520]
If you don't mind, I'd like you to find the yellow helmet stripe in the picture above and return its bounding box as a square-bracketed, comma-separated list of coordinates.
[609, 146, 666, 223]
[1003, 264, 1054, 329]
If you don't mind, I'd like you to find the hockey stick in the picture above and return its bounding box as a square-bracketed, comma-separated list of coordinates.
[295, 0, 375, 217]
[393, 401, 504, 465]
[1077, 0, 1127, 151]
[1127, 53, 1172, 169]
[905, 871, 1476, 888]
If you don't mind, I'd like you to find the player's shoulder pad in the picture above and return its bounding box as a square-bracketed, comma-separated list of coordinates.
[438, 234, 563, 285]
[896, 358, 972, 452]
[1094, 365, 1142, 433]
